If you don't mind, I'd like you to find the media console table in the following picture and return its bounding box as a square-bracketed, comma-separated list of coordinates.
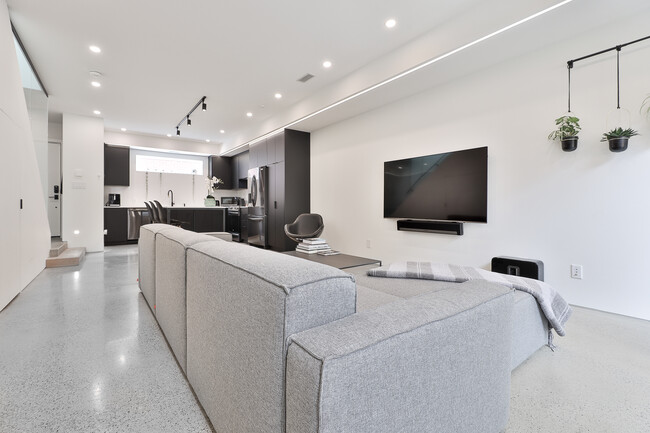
[283, 251, 381, 270]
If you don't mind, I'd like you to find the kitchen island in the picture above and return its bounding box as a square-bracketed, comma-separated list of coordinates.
[104, 206, 227, 246]
[166, 207, 226, 233]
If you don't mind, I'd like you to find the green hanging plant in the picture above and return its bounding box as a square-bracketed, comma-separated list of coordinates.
[600, 127, 639, 153]
[548, 115, 581, 152]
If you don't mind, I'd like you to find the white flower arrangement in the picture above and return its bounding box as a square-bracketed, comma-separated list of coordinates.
[205, 176, 223, 198]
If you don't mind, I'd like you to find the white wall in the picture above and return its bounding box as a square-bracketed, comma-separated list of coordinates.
[0, 0, 50, 310]
[311, 10, 650, 320]
[62, 114, 104, 252]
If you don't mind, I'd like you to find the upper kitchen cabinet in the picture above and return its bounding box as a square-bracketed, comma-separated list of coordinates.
[104, 143, 130, 186]
[249, 139, 267, 168]
[208, 156, 233, 189]
[232, 151, 249, 189]
[267, 133, 284, 165]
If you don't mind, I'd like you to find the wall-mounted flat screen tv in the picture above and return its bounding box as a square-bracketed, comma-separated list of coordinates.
[384, 146, 488, 222]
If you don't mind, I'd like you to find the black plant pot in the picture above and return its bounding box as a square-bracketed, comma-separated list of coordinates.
[560, 136, 578, 152]
[608, 137, 629, 152]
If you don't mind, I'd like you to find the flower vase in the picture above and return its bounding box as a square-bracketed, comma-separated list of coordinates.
[204, 196, 216, 207]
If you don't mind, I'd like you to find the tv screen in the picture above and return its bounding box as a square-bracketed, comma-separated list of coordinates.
[383, 146, 487, 222]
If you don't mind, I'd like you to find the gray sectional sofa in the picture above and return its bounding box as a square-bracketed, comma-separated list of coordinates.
[139, 224, 548, 433]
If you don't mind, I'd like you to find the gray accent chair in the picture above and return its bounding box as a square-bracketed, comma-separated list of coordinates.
[284, 213, 324, 242]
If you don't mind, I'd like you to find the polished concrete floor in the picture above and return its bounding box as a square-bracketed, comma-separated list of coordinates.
[1, 245, 649, 432]
[0, 245, 213, 433]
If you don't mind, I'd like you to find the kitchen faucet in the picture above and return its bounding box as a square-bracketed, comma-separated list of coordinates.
[168, 190, 175, 207]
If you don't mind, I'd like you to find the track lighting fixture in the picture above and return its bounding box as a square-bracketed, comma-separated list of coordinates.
[175, 96, 206, 136]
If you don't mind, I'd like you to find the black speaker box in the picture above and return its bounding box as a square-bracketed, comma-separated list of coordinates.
[396, 220, 463, 235]
[491, 256, 544, 281]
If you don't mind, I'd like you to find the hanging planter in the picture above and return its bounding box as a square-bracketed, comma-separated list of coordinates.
[548, 115, 581, 152]
[641, 95, 650, 119]
[600, 127, 639, 152]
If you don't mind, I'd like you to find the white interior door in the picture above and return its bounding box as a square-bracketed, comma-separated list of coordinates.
[48, 142, 61, 237]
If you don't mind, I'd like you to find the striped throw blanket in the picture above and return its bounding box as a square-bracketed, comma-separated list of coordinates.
[368, 262, 572, 343]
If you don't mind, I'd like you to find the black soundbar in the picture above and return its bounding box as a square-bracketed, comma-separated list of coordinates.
[396, 220, 463, 235]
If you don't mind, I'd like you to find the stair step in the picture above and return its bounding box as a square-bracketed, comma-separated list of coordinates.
[46, 247, 86, 268]
[49, 241, 68, 258]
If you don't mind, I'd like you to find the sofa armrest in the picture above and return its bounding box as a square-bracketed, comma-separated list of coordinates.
[286, 280, 514, 433]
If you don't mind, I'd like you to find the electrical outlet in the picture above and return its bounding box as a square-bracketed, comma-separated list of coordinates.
[571, 264, 583, 279]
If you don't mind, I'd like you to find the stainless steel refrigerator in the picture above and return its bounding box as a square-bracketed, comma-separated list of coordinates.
[247, 166, 268, 248]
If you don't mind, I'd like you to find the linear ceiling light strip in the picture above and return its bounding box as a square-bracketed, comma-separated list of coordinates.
[222, 0, 576, 155]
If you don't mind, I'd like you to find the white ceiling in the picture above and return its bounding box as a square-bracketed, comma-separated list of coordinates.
[7, 0, 650, 154]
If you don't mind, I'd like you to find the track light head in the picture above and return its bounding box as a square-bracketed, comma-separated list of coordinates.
[202, 101, 207, 111]
[187, 117, 191, 126]
[176, 128, 180, 136]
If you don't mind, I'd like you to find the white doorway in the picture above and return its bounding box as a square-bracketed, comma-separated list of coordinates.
[48, 142, 61, 237]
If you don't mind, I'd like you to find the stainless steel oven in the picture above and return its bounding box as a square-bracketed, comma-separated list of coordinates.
[226, 206, 247, 242]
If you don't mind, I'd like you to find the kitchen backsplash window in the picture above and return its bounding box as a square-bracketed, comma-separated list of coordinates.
[135, 154, 204, 175]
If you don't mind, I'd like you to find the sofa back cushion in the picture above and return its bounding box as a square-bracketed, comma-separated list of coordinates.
[155, 229, 220, 372]
[185, 241, 356, 433]
[138, 223, 181, 311]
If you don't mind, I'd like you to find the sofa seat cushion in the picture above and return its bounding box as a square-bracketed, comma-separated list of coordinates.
[349, 264, 550, 369]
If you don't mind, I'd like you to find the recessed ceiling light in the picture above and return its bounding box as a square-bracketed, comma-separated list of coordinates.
[166, 133, 172, 137]
[120, 128, 127, 132]
[322, 60, 332, 69]
[385, 18, 397, 29]
[89, 45, 101, 53]
[91, 81, 101, 88]
[274, 93, 282, 99]
[220, 130, 225, 134]
[93, 110, 101, 115]
[246, 112, 253, 117]
[205, 139, 210, 143]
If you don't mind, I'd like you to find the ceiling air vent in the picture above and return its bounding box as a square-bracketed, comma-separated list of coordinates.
[297, 73, 315, 83]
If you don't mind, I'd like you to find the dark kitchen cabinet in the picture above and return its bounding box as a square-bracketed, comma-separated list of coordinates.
[168, 208, 225, 233]
[232, 151, 249, 189]
[266, 129, 310, 252]
[267, 133, 284, 165]
[169, 208, 194, 231]
[208, 156, 233, 189]
[194, 209, 225, 232]
[104, 207, 128, 244]
[104, 144, 130, 186]
[267, 162, 286, 251]
[249, 139, 268, 167]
